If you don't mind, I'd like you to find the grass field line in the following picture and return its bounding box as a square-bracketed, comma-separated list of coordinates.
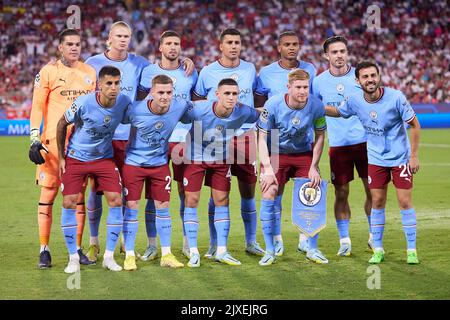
[421, 163, 450, 166]
[420, 143, 450, 148]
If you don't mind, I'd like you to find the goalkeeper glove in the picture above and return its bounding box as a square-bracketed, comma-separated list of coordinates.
[29, 128, 48, 165]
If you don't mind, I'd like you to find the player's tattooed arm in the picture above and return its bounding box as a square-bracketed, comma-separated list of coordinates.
[56, 116, 70, 178]
[407, 116, 421, 174]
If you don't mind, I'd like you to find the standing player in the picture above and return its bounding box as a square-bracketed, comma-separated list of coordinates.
[29, 29, 96, 268]
[138, 30, 198, 261]
[325, 61, 421, 264]
[56, 66, 131, 273]
[182, 78, 260, 267]
[254, 31, 317, 256]
[121, 75, 191, 270]
[83, 21, 150, 261]
[257, 69, 328, 265]
[193, 28, 264, 258]
[84, 22, 195, 261]
[312, 36, 372, 256]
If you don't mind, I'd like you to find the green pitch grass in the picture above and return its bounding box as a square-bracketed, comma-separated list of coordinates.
[1, 129, 449, 300]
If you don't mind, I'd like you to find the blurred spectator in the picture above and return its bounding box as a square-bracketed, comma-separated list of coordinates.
[0, 0, 449, 119]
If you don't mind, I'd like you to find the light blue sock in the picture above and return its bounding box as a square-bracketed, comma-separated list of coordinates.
[179, 195, 186, 236]
[61, 208, 77, 255]
[123, 207, 138, 252]
[145, 200, 157, 238]
[207, 197, 217, 246]
[106, 206, 123, 252]
[214, 206, 230, 248]
[336, 219, 350, 239]
[260, 199, 275, 254]
[156, 208, 172, 248]
[87, 191, 102, 237]
[183, 207, 198, 249]
[241, 198, 257, 244]
[367, 214, 372, 234]
[308, 234, 319, 250]
[371, 208, 386, 249]
[401, 208, 417, 250]
[273, 195, 282, 237]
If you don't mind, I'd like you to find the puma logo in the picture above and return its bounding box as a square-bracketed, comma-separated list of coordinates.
[110, 232, 120, 239]
[59, 78, 66, 83]
[39, 212, 50, 217]
[65, 235, 74, 240]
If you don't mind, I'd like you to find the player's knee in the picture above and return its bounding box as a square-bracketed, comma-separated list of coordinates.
[105, 194, 123, 208]
[239, 181, 255, 198]
[398, 199, 412, 211]
[334, 185, 349, 202]
[126, 200, 139, 210]
[262, 184, 278, 200]
[185, 194, 199, 208]
[40, 187, 58, 203]
[62, 196, 77, 209]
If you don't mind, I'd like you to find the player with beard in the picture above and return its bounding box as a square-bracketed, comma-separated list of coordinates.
[325, 61, 421, 265]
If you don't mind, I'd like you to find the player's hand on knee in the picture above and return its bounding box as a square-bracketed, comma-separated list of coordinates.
[29, 141, 49, 165]
[259, 172, 277, 194]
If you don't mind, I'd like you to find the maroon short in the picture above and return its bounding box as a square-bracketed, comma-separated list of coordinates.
[61, 157, 122, 195]
[168, 142, 185, 182]
[184, 162, 231, 192]
[112, 140, 128, 176]
[272, 152, 313, 186]
[368, 164, 413, 189]
[205, 131, 257, 186]
[329, 142, 368, 185]
[122, 164, 171, 202]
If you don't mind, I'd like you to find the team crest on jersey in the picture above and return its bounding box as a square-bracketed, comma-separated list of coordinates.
[336, 84, 345, 93]
[298, 182, 322, 207]
[215, 124, 224, 132]
[70, 103, 78, 113]
[260, 108, 269, 123]
[369, 110, 378, 123]
[291, 117, 300, 126]
[104, 116, 112, 124]
[34, 74, 41, 87]
[155, 121, 164, 130]
[230, 74, 239, 81]
[85, 75, 93, 85]
[169, 76, 177, 85]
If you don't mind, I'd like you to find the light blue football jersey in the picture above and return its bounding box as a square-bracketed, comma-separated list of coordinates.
[64, 93, 131, 161]
[256, 60, 316, 98]
[123, 98, 193, 167]
[85, 52, 150, 140]
[337, 87, 416, 167]
[181, 100, 259, 162]
[313, 67, 366, 147]
[139, 63, 198, 143]
[257, 93, 326, 154]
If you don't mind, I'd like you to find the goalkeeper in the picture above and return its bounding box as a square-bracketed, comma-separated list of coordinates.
[29, 29, 96, 269]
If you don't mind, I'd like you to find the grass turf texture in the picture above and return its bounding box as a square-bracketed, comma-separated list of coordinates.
[0, 129, 449, 299]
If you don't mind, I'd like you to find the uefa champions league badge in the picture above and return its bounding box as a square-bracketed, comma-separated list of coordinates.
[291, 178, 327, 237]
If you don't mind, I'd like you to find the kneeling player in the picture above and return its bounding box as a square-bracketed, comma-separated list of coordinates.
[182, 78, 260, 267]
[56, 66, 131, 273]
[257, 69, 328, 265]
[121, 75, 190, 270]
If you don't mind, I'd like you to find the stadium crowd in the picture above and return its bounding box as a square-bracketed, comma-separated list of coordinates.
[1, 0, 449, 118]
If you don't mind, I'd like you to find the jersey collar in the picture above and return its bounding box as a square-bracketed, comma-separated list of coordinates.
[364, 87, 385, 104]
[278, 60, 300, 70]
[212, 101, 233, 118]
[147, 99, 170, 115]
[329, 65, 352, 77]
[104, 50, 128, 62]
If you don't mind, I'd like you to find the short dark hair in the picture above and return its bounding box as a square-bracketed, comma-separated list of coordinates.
[219, 28, 241, 42]
[218, 78, 238, 88]
[323, 35, 348, 53]
[58, 29, 80, 43]
[355, 61, 380, 78]
[278, 31, 298, 44]
[99, 65, 121, 79]
[152, 74, 173, 87]
[159, 30, 181, 45]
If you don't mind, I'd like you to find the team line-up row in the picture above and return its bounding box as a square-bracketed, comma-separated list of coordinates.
[29, 23, 421, 273]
